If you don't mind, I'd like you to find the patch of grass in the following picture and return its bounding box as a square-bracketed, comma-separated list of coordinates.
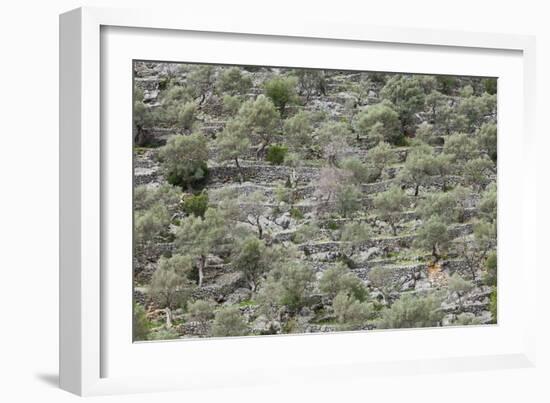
[238, 299, 257, 307]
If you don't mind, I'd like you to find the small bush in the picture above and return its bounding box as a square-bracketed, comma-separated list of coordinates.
[166, 161, 209, 189]
[290, 207, 304, 220]
[159, 133, 209, 190]
[133, 303, 151, 341]
[393, 135, 409, 147]
[183, 192, 208, 217]
[177, 102, 196, 130]
[266, 144, 288, 165]
[211, 306, 248, 337]
[222, 94, 242, 115]
[264, 76, 298, 115]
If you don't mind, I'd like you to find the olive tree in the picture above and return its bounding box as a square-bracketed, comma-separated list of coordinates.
[353, 101, 402, 145]
[341, 157, 372, 184]
[314, 121, 353, 164]
[149, 254, 195, 326]
[333, 291, 374, 330]
[416, 191, 463, 224]
[283, 110, 313, 150]
[215, 67, 252, 96]
[239, 190, 269, 239]
[398, 142, 436, 196]
[264, 75, 299, 116]
[456, 92, 496, 132]
[155, 84, 194, 126]
[463, 156, 493, 191]
[373, 186, 408, 236]
[368, 266, 399, 304]
[414, 216, 451, 261]
[222, 94, 243, 115]
[174, 208, 230, 287]
[379, 75, 426, 132]
[134, 184, 182, 215]
[259, 262, 315, 313]
[293, 69, 326, 101]
[134, 204, 171, 255]
[133, 87, 157, 146]
[211, 306, 248, 337]
[232, 237, 281, 291]
[216, 118, 250, 181]
[477, 122, 497, 163]
[335, 183, 362, 218]
[376, 292, 444, 329]
[319, 262, 368, 302]
[365, 141, 397, 181]
[443, 133, 477, 163]
[186, 65, 216, 105]
[176, 102, 197, 131]
[454, 220, 496, 280]
[237, 95, 280, 158]
[425, 90, 447, 125]
[158, 133, 209, 190]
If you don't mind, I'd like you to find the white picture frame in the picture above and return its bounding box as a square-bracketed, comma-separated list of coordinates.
[60, 6, 537, 396]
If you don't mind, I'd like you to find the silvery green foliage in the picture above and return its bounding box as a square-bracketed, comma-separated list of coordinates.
[211, 306, 249, 337]
[376, 293, 444, 329]
[133, 63, 497, 339]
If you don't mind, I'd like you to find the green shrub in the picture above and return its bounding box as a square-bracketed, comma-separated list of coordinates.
[177, 102, 196, 130]
[166, 161, 209, 189]
[436, 75, 458, 95]
[211, 306, 249, 337]
[290, 207, 304, 220]
[264, 76, 298, 115]
[393, 135, 409, 147]
[183, 192, 208, 217]
[333, 291, 374, 329]
[222, 94, 243, 115]
[376, 292, 444, 329]
[320, 262, 368, 302]
[266, 144, 288, 165]
[185, 300, 215, 328]
[159, 133, 209, 190]
[133, 303, 151, 341]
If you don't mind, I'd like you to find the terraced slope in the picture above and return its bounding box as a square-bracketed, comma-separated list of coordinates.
[133, 62, 497, 340]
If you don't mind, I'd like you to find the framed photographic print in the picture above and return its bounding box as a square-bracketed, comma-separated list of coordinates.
[60, 6, 537, 396]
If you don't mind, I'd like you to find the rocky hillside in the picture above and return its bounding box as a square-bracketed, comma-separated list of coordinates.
[132, 61, 497, 341]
